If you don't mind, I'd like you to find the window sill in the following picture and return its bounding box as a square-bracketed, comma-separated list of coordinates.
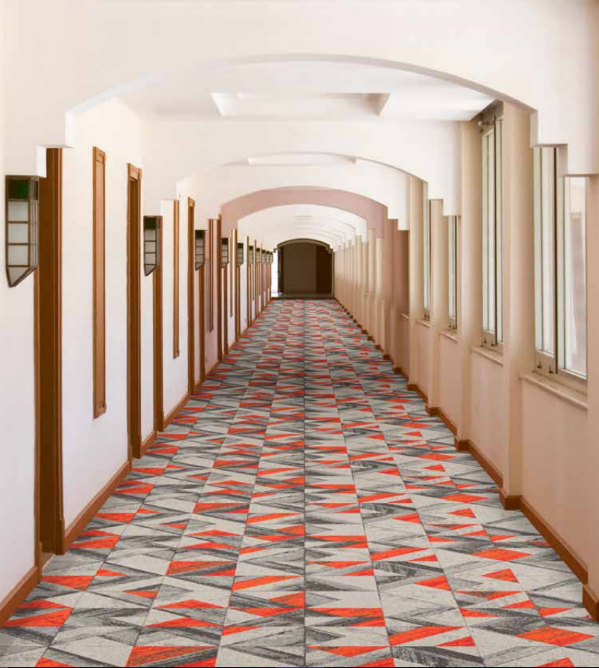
[440, 329, 459, 343]
[471, 345, 504, 366]
[416, 318, 431, 328]
[520, 371, 588, 411]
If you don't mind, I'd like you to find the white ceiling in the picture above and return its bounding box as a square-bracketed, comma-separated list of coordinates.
[121, 60, 494, 122]
[238, 204, 367, 250]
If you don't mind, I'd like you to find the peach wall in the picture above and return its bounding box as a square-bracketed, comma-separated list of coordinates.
[437, 334, 461, 426]
[414, 322, 431, 397]
[521, 383, 589, 565]
[469, 353, 507, 473]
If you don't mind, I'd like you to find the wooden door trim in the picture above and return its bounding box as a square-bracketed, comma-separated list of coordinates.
[36, 147, 64, 557]
[153, 218, 164, 432]
[187, 198, 195, 394]
[216, 217, 223, 361]
[199, 264, 206, 384]
[127, 164, 142, 461]
[92, 147, 107, 418]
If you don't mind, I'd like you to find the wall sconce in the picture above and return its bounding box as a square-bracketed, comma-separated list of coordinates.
[257, 248, 262, 264]
[237, 242, 244, 266]
[5, 175, 39, 287]
[248, 245, 254, 265]
[220, 237, 230, 267]
[143, 216, 161, 276]
[268, 251, 273, 264]
[195, 230, 205, 269]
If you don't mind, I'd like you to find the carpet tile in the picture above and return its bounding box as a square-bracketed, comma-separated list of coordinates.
[1, 299, 598, 667]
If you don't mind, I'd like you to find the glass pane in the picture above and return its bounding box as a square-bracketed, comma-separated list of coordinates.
[482, 130, 496, 337]
[8, 244, 29, 265]
[448, 217, 457, 321]
[8, 201, 29, 222]
[495, 120, 503, 343]
[8, 266, 28, 285]
[563, 177, 587, 376]
[540, 148, 556, 356]
[423, 194, 431, 314]
[8, 178, 29, 200]
[8, 223, 29, 243]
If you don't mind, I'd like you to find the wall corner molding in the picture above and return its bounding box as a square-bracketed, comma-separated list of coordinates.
[0, 566, 40, 627]
[141, 431, 157, 457]
[164, 392, 191, 429]
[62, 460, 131, 552]
[583, 584, 599, 621]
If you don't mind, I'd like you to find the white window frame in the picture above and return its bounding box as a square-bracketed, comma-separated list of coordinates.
[534, 146, 587, 390]
[423, 195, 431, 320]
[481, 107, 503, 351]
[448, 215, 459, 330]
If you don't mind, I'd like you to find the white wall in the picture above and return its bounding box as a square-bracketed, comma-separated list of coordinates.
[0, 11, 37, 600]
[160, 199, 189, 415]
[61, 98, 145, 527]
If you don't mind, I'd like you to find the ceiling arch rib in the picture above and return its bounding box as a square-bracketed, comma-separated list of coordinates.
[238, 203, 367, 250]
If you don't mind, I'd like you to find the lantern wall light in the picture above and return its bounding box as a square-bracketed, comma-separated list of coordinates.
[220, 237, 230, 267]
[143, 216, 161, 277]
[5, 175, 39, 287]
[248, 244, 254, 265]
[195, 230, 205, 269]
[237, 242, 244, 266]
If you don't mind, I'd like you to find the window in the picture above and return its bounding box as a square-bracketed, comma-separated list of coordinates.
[534, 147, 587, 384]
[448, 216, 458, 329]
[481, 111, 503, 348]
[93, 147, 106, 418]
[423, 191, 431, 319]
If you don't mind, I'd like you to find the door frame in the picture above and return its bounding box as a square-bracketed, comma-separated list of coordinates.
[216, 216, 223, 361]
[36, 147, 65, 561]
[127, 164, 142, 460]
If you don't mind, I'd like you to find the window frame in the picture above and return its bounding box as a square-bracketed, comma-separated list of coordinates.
[534, 146, 587, 391]
[423, 193, 431, 320]
[448, 215, 459, 330]
[480, 105, 503, 351]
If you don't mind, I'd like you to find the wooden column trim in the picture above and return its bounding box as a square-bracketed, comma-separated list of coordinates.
[187, 198, 195, 394]
[92, 147, 107, 419]
[127, 163, 142, 460]
[173, 200, 180, 359]
[153, 216, 164, 432]
[37, 147, 64, 556]
[217, 216, 223, 361]
[199, 264, 206, 382]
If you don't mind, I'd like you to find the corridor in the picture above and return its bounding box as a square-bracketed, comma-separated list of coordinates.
[2, 300, 597, 667]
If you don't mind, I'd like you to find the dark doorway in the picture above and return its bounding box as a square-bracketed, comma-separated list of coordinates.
[278, 240, 332, 298]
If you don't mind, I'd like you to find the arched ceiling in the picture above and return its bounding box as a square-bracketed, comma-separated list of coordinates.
[121, 60, 494, 122]
[238, 204, 367, 250]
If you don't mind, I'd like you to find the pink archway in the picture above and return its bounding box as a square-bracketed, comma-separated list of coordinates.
[221, 186, 388, 238]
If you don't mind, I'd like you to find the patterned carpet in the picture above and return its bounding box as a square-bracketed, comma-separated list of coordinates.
[2, 299, 599, 667]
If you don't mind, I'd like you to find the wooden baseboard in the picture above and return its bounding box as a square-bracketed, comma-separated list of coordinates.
[393, 366, 405, 376]
[406, 382, 429, 405]
[164, 392, 191, 429]
[583, 584, 599, 621]
[383, 354, 391, 361]
[456, 439, 503, 487]
[428, 407, 457, 435]
[519, 497, 587, 584]
[63, 460, 131, 551]
[0, 566, 40, 627]
[140, 430, 156, 457]
[498, 489, 520, 510]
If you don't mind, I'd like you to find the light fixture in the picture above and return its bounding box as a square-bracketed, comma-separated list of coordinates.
[237, 242, 244, 266]
[195, 230, 205, 269]
[5, 176, 39, 287]
[143, 216, 161, 276]
[248, 244, 254, 265]
[257, 248, 262, 264]
[220, 237, 230, 267]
